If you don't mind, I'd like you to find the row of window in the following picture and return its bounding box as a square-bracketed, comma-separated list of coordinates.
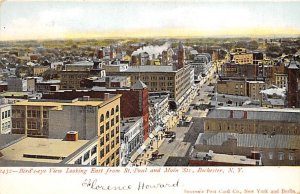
[100, 134, 120, 146]
[261, 152, 295, 161]
[100, 119, 120, 135]
[207, 123, 300, 135]
[75, 156, 97, 166]
[27, 110, 48, 118]
[74, 145, 98, 165]
[102, 149, 120, 166]
[100, 107, 120, 122]
[1, 110, 11, 119]
[1, 121, 11, 130]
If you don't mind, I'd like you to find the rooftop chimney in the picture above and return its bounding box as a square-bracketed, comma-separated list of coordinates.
[65, 131, 78, 141]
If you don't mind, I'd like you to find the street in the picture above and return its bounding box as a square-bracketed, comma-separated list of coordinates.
[146, 66, 217, 166]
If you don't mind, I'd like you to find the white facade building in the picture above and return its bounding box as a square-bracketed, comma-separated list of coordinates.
[120, 117, 144, 166]
[0, 104, 12, 134]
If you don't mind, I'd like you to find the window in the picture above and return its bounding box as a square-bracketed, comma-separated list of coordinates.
[106, 122, 110, 130]
[106, 158, 110, 165]
[116, 105, 119, 113]
[100, 114, 104, 122]
[106, 145, 110, 153]
[106, 111, 109, 119]
[111, 108, 114, 115]
[116, 116, 119, 123]
[2, 112, 4, 119]
[116, 148, 120, 155]
[111, 119, 114, 127]
[111, 140, 115, 149]
[5, 111, 8, 118]
[116, 136, 119, 145]
[278, 152, 284, 161]
[100, 125, 104, 134]
[100, 149, 104, 158]
[43, 111, 48, 118]
[289, 153, 295, 161]
[32, 110, 36, 118]
[106, 133, 110, 142]
[27, 110, 32, 118]
[75, 157, 82, 165]
[84, 151, 90, 161]
[91, 145, 97, 156]
[116, 126, 119, 134]
[111, 153, 115, 160]
[111, 130, 114, 138]
[269, 152, 273, 160]
[100, 137, 104, 146]
[91, 158, 97, 166]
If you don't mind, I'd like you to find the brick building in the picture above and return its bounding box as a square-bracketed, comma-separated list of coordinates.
[42, 80, 150, 140]
[286, 60, 300, 108]
[204, 107, 300, 135]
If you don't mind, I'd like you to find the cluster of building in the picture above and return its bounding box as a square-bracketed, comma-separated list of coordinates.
[1, 39, 299, 167]
[217, 48, 300, 108]
[0, 41, 210, 167]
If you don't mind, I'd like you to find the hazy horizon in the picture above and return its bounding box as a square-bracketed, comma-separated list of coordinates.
[1, 0, 300, 41]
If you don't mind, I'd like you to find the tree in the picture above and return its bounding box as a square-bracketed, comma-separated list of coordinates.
[15, 65, 33, 78]
[265, 44, 282, 57]
[218, 50, 227, 60]
[247, 40, 259, 50]
[41, 69, 59, 80]
[235, 41, 248, 49]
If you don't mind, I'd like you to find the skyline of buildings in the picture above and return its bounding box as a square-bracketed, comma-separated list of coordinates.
[0, 36, 300, 167]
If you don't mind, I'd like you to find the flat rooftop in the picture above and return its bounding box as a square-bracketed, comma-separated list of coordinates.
[67, 61, 94, 66]
[94, 76, 128, 82]
[214, 106, 300, 113]
[0, 92, 28, 97]
[191, 152, 259, 165]
[38, 80, 61, 84]
[0, 137, 89, 163]
[149, 94, 168, 103]
[196, 133, 300, 149]
[126, 65, 176, 73]
[0, 134, 25, 150]
[120, 117, 142, 133]
[14, 99, 103, 107]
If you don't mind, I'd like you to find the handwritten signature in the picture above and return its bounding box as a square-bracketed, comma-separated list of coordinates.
[82, 178, 180, 191]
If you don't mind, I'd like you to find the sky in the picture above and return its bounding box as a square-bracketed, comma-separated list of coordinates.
[0, 0, 300, 41]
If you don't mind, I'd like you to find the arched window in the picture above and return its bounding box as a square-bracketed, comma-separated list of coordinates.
[106, 111, 109, 119]
[111, 108, 114, 115]
[100, 114, 104, 122]
[116, 105, 119, 113]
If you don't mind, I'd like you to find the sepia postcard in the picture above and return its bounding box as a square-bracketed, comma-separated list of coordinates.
[0, 0, 299, 193]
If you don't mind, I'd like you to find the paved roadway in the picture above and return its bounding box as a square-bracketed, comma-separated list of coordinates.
[147, 67, 217, 166]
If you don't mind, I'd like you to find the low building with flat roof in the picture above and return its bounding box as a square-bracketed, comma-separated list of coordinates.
[11, 94, 122, 166]
[0, 136, 99, 166]
[204, 107, 300, 135]
[189, 151, 261, 166]
[195, 132, 300, 166]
